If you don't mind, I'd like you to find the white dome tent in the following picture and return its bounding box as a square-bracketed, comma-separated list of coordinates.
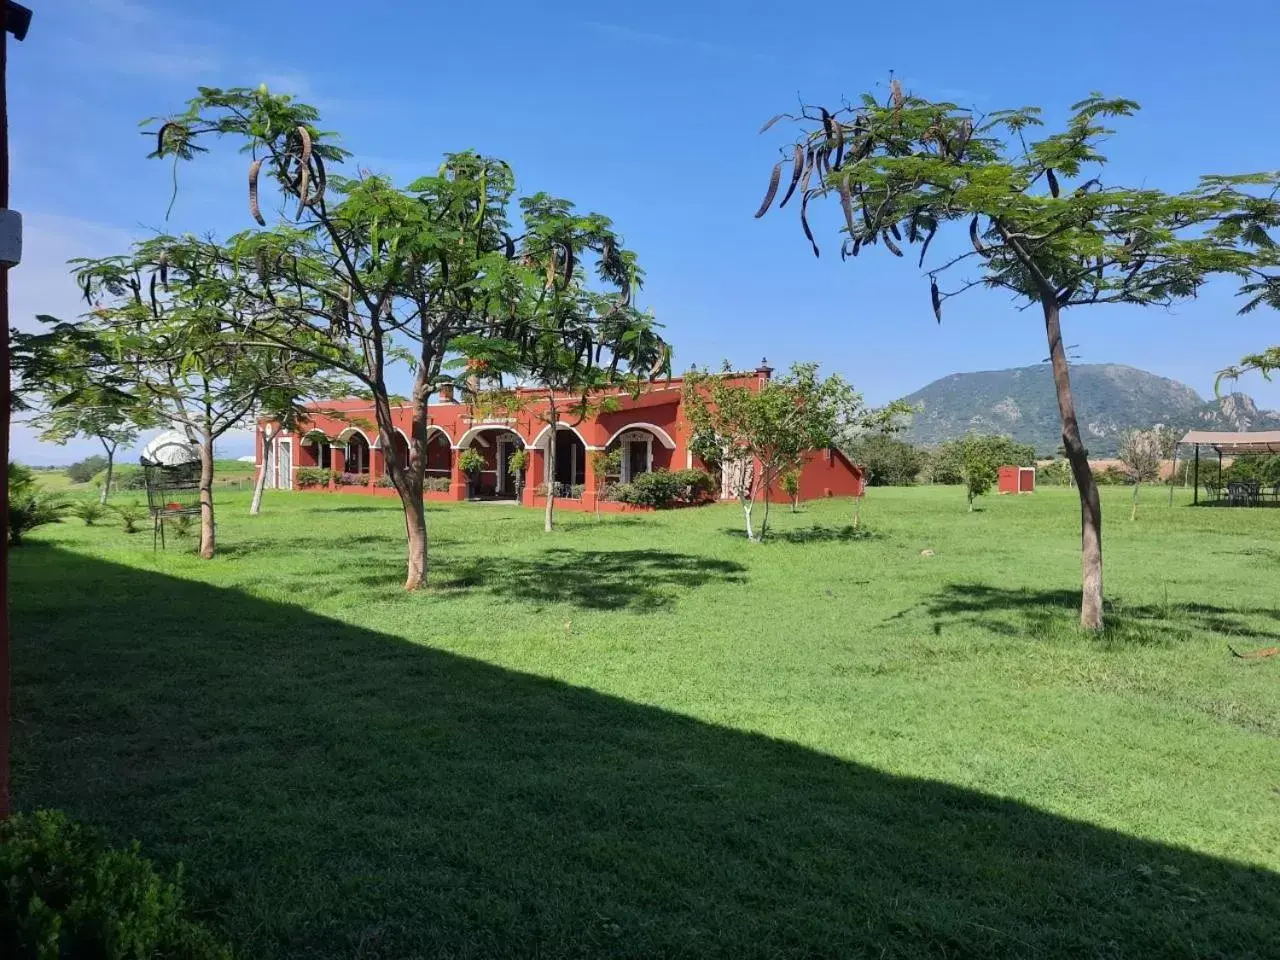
[139, 430, 199, 467]
[139, 430, 202, 550]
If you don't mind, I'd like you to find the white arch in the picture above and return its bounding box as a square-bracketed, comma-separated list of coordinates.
[425, 425, 452, 446]
[604, 422, 677, 450]
[454, 423, 524, 450]
[334, 426, 374, 446]
[530, 422, 599, 451]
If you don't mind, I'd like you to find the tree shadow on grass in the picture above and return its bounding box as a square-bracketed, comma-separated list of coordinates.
[432, 548, 746, 611]
[11, 548, 1280, 959]
[922, 583, 1280, 646]
[720, 524, 879, 544]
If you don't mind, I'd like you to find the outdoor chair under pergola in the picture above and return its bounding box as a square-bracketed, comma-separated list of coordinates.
[1178, 430, 1280, 506]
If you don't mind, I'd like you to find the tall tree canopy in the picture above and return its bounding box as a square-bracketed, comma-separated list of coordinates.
[142, 86, 656, 586]
[755, 84, 1280, 628]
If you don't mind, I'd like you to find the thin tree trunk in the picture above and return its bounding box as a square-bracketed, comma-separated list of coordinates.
[543, 408, 558, 534]
[198, 435, 216, 559]
[100, 448, 114, 505]
[250, 425, 281, 516]
[852, 495, 861, 529]
[760, 477, 772, 540]
[1131, 481, 1140, 521]
[742, 497, 755, 541]
[401, 492, 427, 589]
[1042, 295, 1103, 630]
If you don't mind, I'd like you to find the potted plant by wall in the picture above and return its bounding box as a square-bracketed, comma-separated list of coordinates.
[458, 449, 485, 500]
[507, 448, 529, 501]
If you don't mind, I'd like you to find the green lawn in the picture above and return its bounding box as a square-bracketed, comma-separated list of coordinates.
[10, 485, 1280, 958]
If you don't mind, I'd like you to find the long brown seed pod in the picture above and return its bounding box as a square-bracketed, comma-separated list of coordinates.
[503, 233, 516, 259]
[800, 191, 819, 258]
[832, 122, 845, 170]
[158, 252, 169, 290]
[917, 222, 938, 267]
[779, 145, 804, 209]
[907, 210, 920, 243]
[889, 221, 902, 241]
[931, 278, 942, 323]
[882, 230, 903, 257]
[309, 153, 327, 206]
[1046, 167, 1060, 198]
[969, 215, 988, 256]
[851, 236, 862, 257]
[839, 175, 856, 237]
[148, 272, 158, 314]
[562, 243, 575, 288]
[295, 164, 311, 220]
[155, 122, 179, 157]
[759, 113, 787, 134]
[248, 159, 266, 226]
[754, 161, 782, 218]
[821, 108, 835, 142]
[295, 125, 312, 164]
[799, 147, 815, 195]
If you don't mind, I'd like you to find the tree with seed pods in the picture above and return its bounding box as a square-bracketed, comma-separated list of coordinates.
[142, 87, 645, 588]
[23, 235, 336, 559]
[755, 85, 1280, 629]
[456, 192, 668, 532]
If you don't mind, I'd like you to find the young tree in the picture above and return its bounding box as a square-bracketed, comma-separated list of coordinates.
[33, 388, 146, 505]
[962, 440, 998, 511]
[143, 87, 643, 586]
[458, 192, 666, 532]
[781, 469, 801, 512]
[683, 363, 870, 541]
[31, 237, 335, 559]
[755, 87, 1280, 628]
[1116, 427, 1165, 520]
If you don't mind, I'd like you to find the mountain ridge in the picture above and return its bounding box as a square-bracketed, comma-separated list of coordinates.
[898, 363, 1280, 456]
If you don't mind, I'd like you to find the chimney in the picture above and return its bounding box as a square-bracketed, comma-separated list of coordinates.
[438, 384, 455, 403]
[756, 357, 774, 384]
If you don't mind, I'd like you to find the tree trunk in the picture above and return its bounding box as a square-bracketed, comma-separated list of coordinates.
[1042, 295, 1104, 630]
[100, 452, 113, 505]
[198, 435, 216, 560]
[544, 436, 556, 533]
[1131, 481, 1141, 521]
[401, 489, 428, 590]
[760, 481, 772, 540]
[852, 495, 861, 529]
[249, 425, 280, 516]
[742, 497, 755, 541]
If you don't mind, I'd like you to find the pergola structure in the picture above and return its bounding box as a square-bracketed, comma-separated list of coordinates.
[1178, 430, 1280, 505]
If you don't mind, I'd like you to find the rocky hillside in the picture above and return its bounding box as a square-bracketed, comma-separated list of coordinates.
[899, 363, 1280, 456]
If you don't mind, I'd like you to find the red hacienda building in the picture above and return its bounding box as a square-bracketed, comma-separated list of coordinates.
[256, 361, 865, 512]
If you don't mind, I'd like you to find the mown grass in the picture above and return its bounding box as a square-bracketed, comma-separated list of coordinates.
[10, 484, 1280, 958]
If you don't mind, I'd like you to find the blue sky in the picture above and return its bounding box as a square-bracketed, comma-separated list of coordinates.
[10, 0, 1280, 462]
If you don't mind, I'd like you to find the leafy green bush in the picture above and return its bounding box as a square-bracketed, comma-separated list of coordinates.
[1037, 458, 1073, 485]
[1091, 465, 1130, 485]
[602, 481, 635, 503]
[65, 455, 108, 484]
[295, 467, 331, 488]
[374, 475, 394, 488]
[170, 513, 194, 539]
[93, 464, 147, 492]
[458, 449, 485, 476]
[0, 809, 230, 959]
[9, 494, 68, 545]
[1223, 454, 1280, 485]
[113, 501, 147, 534]
[69, 501, 108, 526]
[613, 469, 716, 507]
[931, 434, 1036, 486]
[847, 435, 924, 486]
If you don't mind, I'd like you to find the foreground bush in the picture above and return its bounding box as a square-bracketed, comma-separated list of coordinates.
[610, 469, 715, 507]
[0, 809, 230, 959]
[294, 467, 332, 488]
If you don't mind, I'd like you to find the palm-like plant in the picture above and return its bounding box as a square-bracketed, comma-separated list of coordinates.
[70, 500, 108, 526]
[8, 492, 69, 545]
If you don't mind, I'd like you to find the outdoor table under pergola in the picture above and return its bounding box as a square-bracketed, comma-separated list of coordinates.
[1178, 430, 1280, 506]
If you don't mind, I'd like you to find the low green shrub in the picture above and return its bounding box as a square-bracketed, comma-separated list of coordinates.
[113, 501, 147, 534]
[424, 476, 451, 493]
[613, 469, 716, 507]
[0, 809, 230, 959]
[295, 467, 331, 488]
[69, 501, 108, 526]
[374, 475, 394, 488]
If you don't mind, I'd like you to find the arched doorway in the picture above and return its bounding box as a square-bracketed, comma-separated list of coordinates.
[425, 429, 452, 490]
[535, 425, 587, 498]
[457, 425, 525, 500]
[605, 423, 677, 482]
[339, 430, 371, 478]
[300, 431, 332, 470]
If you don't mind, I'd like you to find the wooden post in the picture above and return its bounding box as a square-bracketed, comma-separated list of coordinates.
[1193, 444, 1199, 505]
[1169, 447, 1177, 507]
